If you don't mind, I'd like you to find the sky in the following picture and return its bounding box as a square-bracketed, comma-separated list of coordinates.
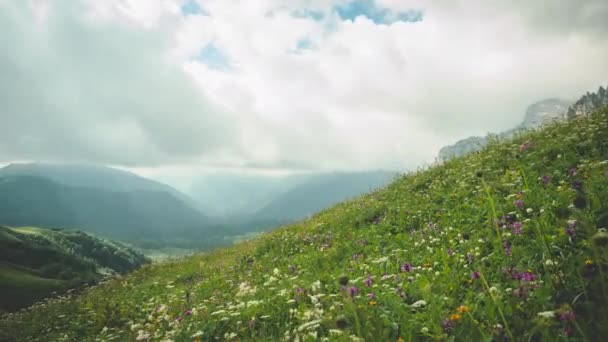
[1, 0, 608, 187]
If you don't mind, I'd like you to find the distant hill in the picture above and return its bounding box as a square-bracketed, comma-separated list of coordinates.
[0, 225, 148, 312]
[0, 164, 208, 242]
[252, 171, 396, 221]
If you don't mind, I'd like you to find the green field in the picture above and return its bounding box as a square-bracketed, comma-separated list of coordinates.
[2, 108, 608, 341]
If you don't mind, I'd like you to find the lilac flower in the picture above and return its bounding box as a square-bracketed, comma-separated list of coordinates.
[565, 227, 575, 237]
[571, 180, 583, 191]
[348, 286, 359, 297]
[442, 319, 453, 332]
[513, 200, 524, 210]
[520, 271, 536, 282]
[364, 275, 374, 287]
[400, 262, 413, 272]
[502, 239, 512, 256]
[560, 310, 576, 322]
[541, 175, 550, 185]
[511, 221, 523, 235]
[471, 271, 481, 280]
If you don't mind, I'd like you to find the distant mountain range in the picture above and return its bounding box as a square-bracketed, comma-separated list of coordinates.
[188, 171, 396, 220]
[0, 164, 397, 248]
[0, 163, 207, 241]
[438, 85, 608, 161]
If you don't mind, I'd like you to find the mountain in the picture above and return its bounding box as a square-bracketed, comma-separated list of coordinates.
[189, 173, 297, 217]
[0, 164, 208, 243]
[189, 171, 396, 220]
[519, 98, 572, 129]
[568, 85, 608, 118]
[0, 225, 148, 312]
[438, 98, 572, 161]
[252, 171, 396, 221]
[3, 106, 608, 341]
[0, 163, 200, 210]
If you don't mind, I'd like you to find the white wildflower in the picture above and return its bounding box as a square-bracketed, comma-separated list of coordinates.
[412, 300, 427, 308]
[537, 311, 555, 318]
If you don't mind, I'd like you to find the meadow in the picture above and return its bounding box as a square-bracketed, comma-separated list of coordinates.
[1, 108, 608, 341]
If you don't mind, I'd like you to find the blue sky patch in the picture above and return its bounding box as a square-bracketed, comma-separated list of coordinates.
[335, 0, 422, 25]
[181, 1, 206, 16]
[196, 44, 230, 70]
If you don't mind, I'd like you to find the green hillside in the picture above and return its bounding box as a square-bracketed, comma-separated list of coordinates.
[0, 226, 149, 313]
[2, 108, 608, 341]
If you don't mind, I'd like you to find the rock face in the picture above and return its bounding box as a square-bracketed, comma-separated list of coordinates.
[437, 98, 571, 161]
[437, 136, 489, 161]
[519, 98, 571, 130]
[568, 85, 608, 118]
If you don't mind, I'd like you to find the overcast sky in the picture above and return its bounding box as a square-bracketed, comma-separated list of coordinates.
[1, 0, 607, 184]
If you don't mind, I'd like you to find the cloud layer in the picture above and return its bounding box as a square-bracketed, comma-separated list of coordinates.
[1, 0, 607, 172]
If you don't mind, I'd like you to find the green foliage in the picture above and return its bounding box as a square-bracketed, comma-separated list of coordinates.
[2, 108, 608, 341]
[0, 226, 149, 312]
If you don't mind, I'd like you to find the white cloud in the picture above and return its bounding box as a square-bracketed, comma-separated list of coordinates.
[1, 0, 607, 175]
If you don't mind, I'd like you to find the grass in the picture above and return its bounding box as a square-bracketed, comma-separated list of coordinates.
[0, 263, 67, 313]
[2, 108, 608, 341]
[0, 226, 149, 313]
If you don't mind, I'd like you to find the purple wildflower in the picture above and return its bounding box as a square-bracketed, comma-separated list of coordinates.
[400, 262, 413, 272]
[520, 271, 536, 282]
[513, 200, 524, 210]
[502, 239, 512, 256]
[348, 286, 359, 297]
[175, 316, 183, 322]
[571, 180, 583, 191]
[560, 310, 576, 322]
[367, 292, 376, 299]
[541, 175, 550, 185]
[442, 319, 453, 332]
[184, 309, 193, 316]
[511, 221, 523, 235]
[471, 271, 481, 280]
[364, 275, 374, 287]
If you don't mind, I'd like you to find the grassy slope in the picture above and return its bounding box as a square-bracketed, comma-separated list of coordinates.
[0, 226, 149, 313]
[2, 109, 608, 341]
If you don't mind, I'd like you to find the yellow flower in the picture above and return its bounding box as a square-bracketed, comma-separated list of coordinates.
[585, 259, 593, 266]
[369, 300, 377, 307]
[449, 313, 462, 321]
[456, 305, 470, 314]
[397, 338, 405, 342]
